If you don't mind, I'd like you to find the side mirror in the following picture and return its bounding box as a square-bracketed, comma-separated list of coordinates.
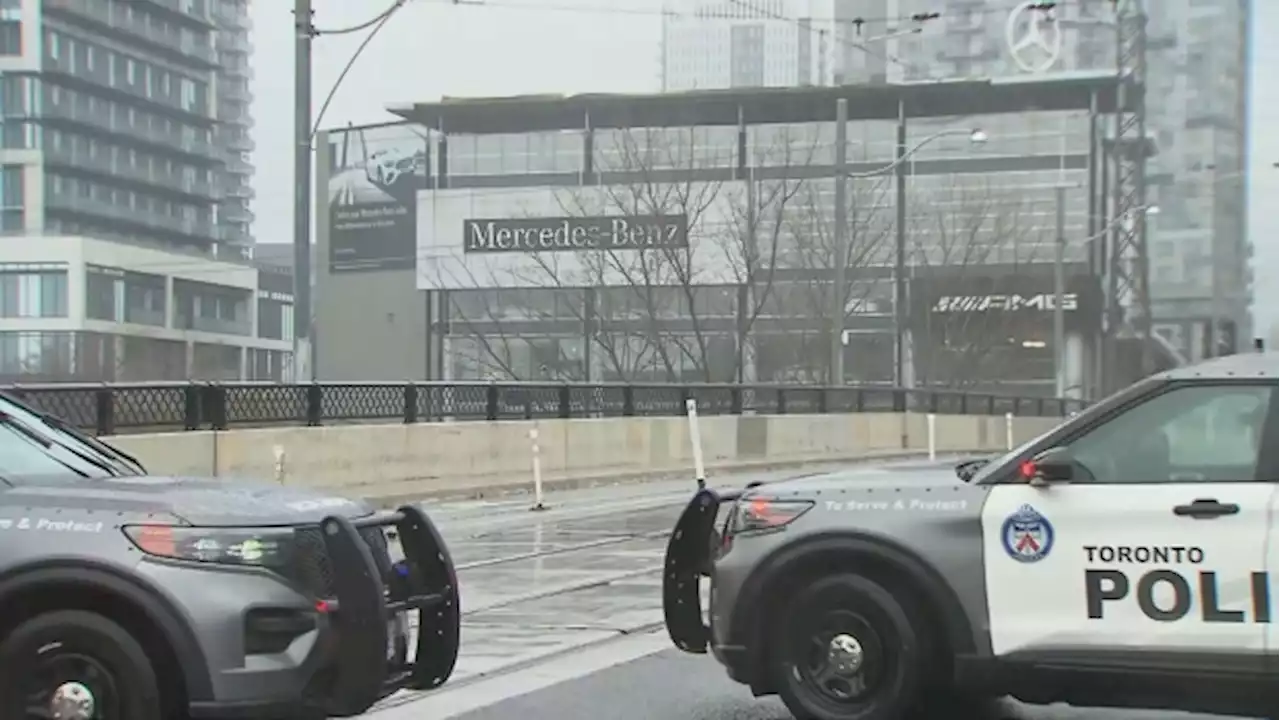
[1021, 446, 1075, 486]
[954, 458, 990, 483]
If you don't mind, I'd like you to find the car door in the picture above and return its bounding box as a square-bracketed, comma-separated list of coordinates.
[981, 380, 1277, 660]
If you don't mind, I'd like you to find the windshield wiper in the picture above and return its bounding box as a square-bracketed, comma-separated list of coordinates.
[0, 410, 120, 478]
[0, 410, 90, 478]
[35, 411, 145, 475]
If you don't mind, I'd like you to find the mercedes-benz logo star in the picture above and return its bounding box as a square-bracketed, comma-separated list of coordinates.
[1005, 1, 1063, 73]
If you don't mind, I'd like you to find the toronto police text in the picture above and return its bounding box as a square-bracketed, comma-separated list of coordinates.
[1082, 546, 1272, 623]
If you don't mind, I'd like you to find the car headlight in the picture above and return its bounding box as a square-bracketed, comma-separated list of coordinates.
[123, 524, 295, 568]
[726, 498, 814, 536]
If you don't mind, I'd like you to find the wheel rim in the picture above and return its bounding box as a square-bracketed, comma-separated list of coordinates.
[19, 649, 119, 719]
[792, 609, 891, 709]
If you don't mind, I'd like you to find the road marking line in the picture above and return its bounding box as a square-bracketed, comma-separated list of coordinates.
[368, 629, 673, 718]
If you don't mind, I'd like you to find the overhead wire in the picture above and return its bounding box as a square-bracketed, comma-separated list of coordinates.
[303, 0, 1067, 140]
[310, 0, 413, 139]
[311, 0, 410, 36]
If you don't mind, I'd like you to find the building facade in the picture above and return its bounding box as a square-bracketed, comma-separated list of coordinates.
[212, 0, 253, 247]
[315, 81, 1158, 397]
[0, 234, 292, 382]
[661, 0, 1251, 361]
[0, 0, 254, 255]
[661, 0, 895, 91]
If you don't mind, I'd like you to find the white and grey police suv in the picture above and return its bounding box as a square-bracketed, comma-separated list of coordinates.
[0, 391, 460, 719]
[664, 352, 1277, 720]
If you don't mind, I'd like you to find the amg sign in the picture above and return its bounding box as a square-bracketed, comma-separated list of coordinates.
[932, 293, 1078, 313]
[462, 215, 688, 254]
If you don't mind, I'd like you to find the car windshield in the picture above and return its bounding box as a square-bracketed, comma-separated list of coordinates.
[0, 394, 140, 480]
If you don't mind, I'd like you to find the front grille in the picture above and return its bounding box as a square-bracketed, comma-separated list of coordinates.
[292, 524, 393, 599]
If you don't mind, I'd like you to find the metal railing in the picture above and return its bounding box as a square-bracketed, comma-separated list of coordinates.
[0, 382, 1089, 436]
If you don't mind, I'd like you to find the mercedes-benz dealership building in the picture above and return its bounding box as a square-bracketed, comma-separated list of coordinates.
[314, 78, 1165, 398]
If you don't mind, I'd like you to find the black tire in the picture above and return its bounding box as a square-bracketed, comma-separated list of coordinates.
[769, 574, 923, 720]
[0, 610, 163, 720]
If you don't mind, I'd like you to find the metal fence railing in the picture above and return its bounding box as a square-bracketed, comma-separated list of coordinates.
[0, 382, 1089, 436]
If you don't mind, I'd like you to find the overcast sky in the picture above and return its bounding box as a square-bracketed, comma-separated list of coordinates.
[247, 0, 1277, 332]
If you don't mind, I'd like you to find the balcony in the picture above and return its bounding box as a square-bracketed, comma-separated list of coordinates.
[220, 82, 253, 103]
[221, 225, 254, 246]
[212, 2, 251, 30]
[40, 100, 223, 163]
[44, 144, 221, 200]
[219, 30, 252, 53]
[221, 203, 254, 225]
[134, 0, 216, 28]
[45, 193, 224, 243]
[224, 182, 255, 200]
[43, 0, 218, 68]
[226, 133, 254, 152]
[224, 156, 253, 175]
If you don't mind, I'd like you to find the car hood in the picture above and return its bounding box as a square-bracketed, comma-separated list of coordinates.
[0, 473, 376, 526]
[746, 458, 974, 498]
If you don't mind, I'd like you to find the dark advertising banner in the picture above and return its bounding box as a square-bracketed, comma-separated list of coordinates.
[326, 123, 427, 273]
[910, 267, 1103, 333]
[461, 215, 688, 254]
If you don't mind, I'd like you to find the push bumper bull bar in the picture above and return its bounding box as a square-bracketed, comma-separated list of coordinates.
[308, 504, 461, 717]
[661, 488, 740, 655]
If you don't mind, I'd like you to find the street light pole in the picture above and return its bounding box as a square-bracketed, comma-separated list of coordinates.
[1056, 201, 1159, 397]
[830, 99, 849, 385]
[894, 117, 908, 389]
[823, 125, 987, 387]
[1053, 185, 1067, 398]
[293, 0, 314, 381]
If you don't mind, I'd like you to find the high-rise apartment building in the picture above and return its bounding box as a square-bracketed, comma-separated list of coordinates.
[661, 0, 1251, 360]
[213, 0, 254, 247]
[1, 0, 254, 257]
[662, 0, 895, 90]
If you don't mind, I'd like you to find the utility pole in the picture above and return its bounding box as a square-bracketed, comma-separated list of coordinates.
[893, 113, 908, 388]
[1053, 184, 1067, 398]
[293, 0, 315, 381]
[829, 98, 848, 385]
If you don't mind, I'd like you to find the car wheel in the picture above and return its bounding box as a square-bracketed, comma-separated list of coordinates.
[0, 610, 164, 720]
[769, 573, 922, 720]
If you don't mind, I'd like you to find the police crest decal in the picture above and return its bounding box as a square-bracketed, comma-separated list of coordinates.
[1001, 504, 1054, 563]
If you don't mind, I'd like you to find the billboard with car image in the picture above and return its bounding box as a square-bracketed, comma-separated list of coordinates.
[326, 122, 428, 272]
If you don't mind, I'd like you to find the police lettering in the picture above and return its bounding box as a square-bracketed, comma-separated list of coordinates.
[1083, 544, 1205, 564]
[1085, 569, 1272, 624]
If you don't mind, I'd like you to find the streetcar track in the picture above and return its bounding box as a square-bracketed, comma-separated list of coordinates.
[459, 564, 664, 616]
[451, 528, 670, 571]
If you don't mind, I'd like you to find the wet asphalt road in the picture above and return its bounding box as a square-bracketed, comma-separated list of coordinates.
[359, 464, 1263, 720]
[448, 644, 1256, 720]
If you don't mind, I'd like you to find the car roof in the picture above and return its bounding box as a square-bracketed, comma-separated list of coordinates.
[1154, 352, 1278, 381]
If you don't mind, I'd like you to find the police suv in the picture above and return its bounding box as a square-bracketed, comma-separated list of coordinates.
[0, 391, 461, 719]
[663, 352, 1278, 720]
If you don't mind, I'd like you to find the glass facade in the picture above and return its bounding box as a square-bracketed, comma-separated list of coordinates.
[429, 110, 1096, 385]
[85, 265, 167, 326]
[0, 266, 68, 318]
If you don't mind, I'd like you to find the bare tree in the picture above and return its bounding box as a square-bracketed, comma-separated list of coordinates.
[447, 124, 821, 383]
[907, 176, 1048, 389]
[759, 175, 896, 383]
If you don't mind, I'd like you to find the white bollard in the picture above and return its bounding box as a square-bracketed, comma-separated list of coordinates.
[529, 425, 547, 511]
[1005, 411, 1015, 450]
[272, 445, 286, 485]
[926, 412, 937, 461]
[685, 398, 707, 489]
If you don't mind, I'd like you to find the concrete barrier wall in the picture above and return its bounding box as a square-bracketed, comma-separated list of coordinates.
[107, 412, 1060, 502]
